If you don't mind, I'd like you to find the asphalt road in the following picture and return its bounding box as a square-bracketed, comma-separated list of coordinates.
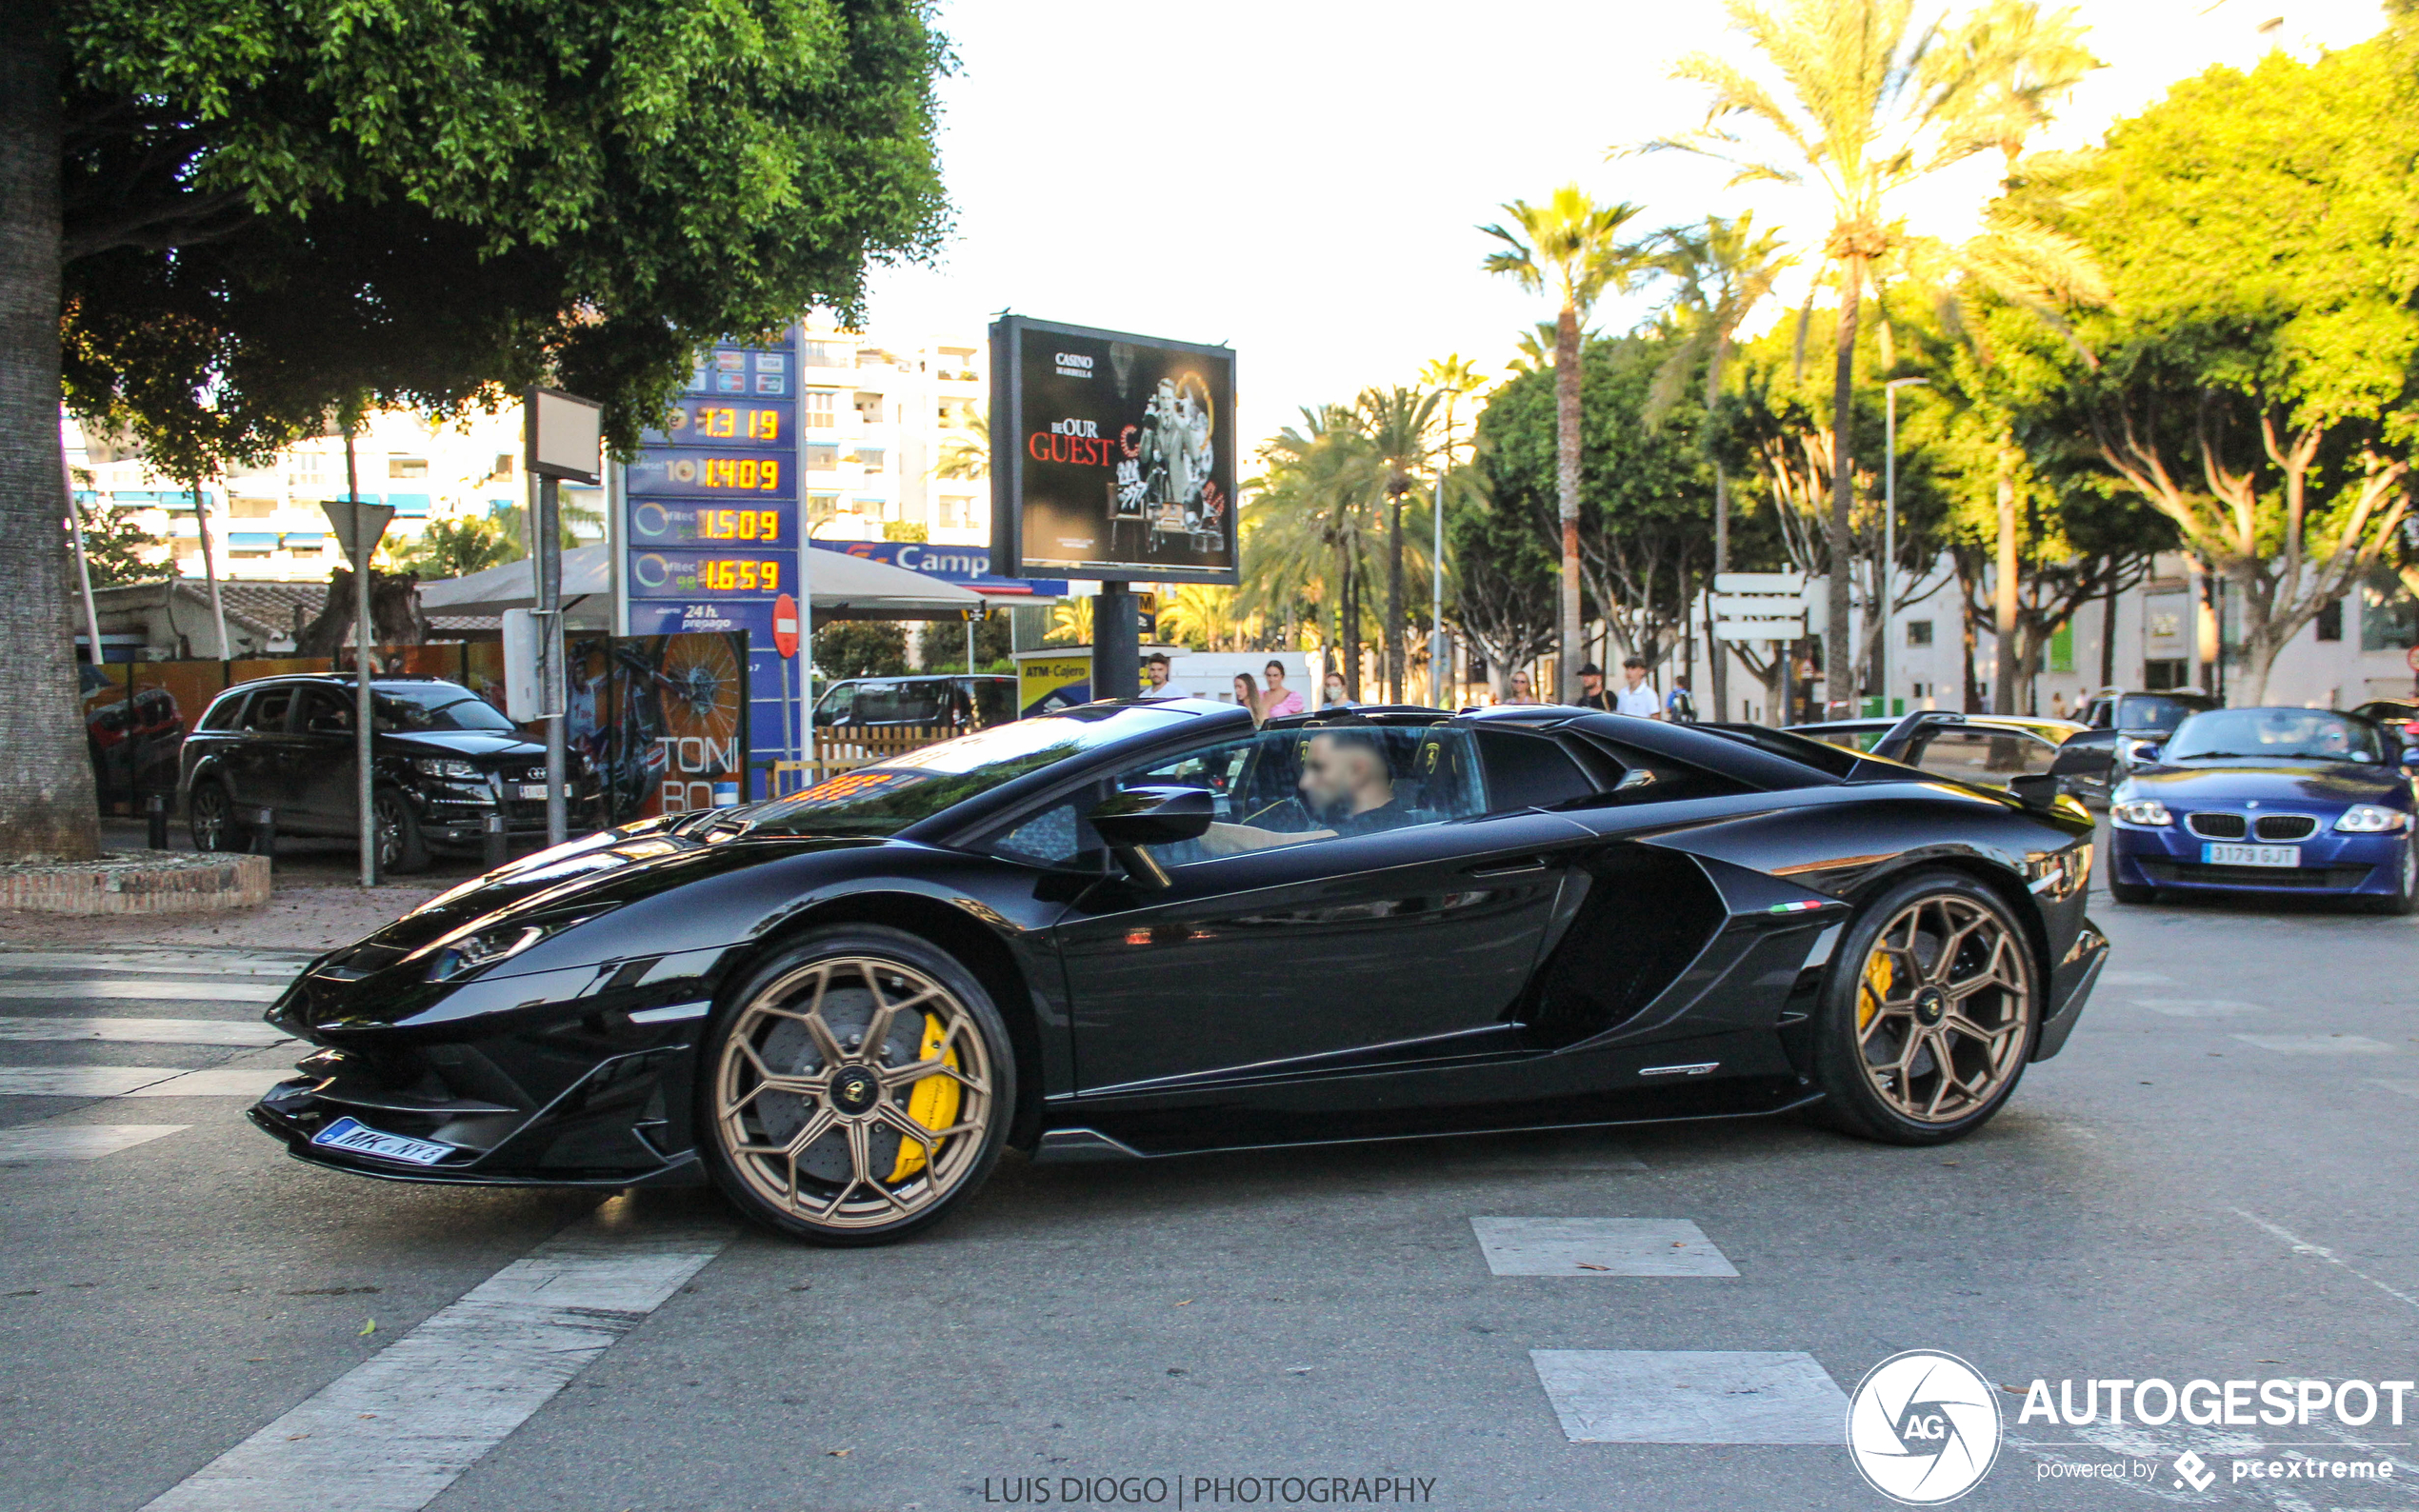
[3, 858, 2415, 1512]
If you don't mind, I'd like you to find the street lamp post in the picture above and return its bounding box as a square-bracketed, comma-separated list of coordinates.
[1883, 378, 1929, 718]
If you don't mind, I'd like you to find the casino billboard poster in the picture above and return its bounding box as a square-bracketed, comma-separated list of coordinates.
[990, 316, 1238, 586]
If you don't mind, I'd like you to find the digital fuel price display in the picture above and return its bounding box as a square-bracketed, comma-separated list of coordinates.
[626, 455, 787, 497]
[627, 549, 790, 599]
[640, 398, 791, 450]
[630, 501, 791, 547]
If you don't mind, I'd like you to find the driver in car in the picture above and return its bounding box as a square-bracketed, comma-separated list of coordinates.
[1202, 729, 1410, 855]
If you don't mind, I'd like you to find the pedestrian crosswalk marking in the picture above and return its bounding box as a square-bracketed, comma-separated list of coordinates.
[0, 1124, 190, 1162]
[2128, 998, 2267, 1018]
[2232, 1033, 2396, 1056]
[0, 950, 310, 979]
[0, 1065, 291, 1099]
[2364, 1079, 2419, 1099]
[0, 1017, 290, 1047]
[1471, 1218, 1738, 1277]
[0, 979, 287, 1004]
[142, 1205, 733, 1512]
[1529, 1349, 1849, 1443]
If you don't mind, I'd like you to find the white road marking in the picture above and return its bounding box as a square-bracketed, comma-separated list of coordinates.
[0, 1017, 289, 1047]
[0, 1124, 189, 1161]
[2098, 970, 2175, 985]
[0, 1065, 293, 1099]
[144, 1206, 733, 1512]
[2366, 1079, 2419, 1100]
[2231, 1033, 2397, 1056]
[0, 951, 310, 978]
[0, 979, 286, 1003]
[1529, 1349, 1849, 1443]
[2231, 1208, 2419, 1318]
[2128, 998, 2266, 1018]
[1471, 1218, 1737, 1277]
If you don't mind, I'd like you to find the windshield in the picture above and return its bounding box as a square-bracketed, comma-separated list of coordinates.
[371, 684, 519, 734]
[2116, 694, 2207, 735]
[2163, 708, 2386, 764]
[747, 705, 1198, 837]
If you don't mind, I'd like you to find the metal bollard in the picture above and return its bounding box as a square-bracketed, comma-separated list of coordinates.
[250, 806, 277, 860]
[146, 792, 169, 850]
[482, 810, 508, 870]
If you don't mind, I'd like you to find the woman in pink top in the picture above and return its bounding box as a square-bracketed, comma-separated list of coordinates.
[1259, 660, 1305, 719]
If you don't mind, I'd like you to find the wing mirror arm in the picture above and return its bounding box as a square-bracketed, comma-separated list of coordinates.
[1085, 786, 1215, 892]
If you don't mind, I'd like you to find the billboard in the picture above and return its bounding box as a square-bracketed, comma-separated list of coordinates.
[990, 316, 1237, 586]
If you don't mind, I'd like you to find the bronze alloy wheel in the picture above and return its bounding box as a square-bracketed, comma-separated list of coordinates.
[1851, 892, 2034, 1125]
[712, 951, 996, 1235]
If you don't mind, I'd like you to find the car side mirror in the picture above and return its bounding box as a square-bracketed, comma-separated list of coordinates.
[2006, 772, 2060, 807]
[2123, 739, 2162, 765]
[2048, 736, 2115, 778]
[1087, 786, 1214, 888]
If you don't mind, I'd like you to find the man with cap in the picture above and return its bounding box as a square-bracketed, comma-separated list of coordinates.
[1573, 663, 1613, 711]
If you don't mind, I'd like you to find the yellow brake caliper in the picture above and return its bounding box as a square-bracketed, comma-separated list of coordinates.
[1859, 951, 1892, 1032]
[884, 1012, 961, 1182]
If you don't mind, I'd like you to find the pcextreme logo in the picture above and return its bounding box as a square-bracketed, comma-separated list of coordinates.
[1846, 1350, 2004, 1505]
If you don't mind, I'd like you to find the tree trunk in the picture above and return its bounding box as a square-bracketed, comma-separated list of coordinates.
[1385, 489, 1405, 703]
[1954, 551, 1984, 713]
[1344, 554, 1362, 701]
[0, 8, 100, 861]
[1554, 303, 1583, 702]
[1992, 468, 2019, 716]
[1709, 463, 1729, 720]
[2098, 572, 2120, 691]
[1826, 260, 1861, 720]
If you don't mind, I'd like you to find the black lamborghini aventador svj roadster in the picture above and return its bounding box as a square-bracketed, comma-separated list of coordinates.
[251, 698, 2108, 1243]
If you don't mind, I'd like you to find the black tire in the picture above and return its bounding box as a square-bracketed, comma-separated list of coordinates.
[1812, 870, 2041, 1146]
[698, 925, 1014, 1245]
[2108, 881, 2158, 905]
[188, 779, 246, 853]
[372, 787, 429, 874]
[2357, 836, 2418, 916]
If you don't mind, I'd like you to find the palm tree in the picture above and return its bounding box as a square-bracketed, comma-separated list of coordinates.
[1354, 386, 1441, 702]
[1650, 212, 1795, 719]
[1482, 187, 1653, 700]
[1649, 0, 2073, 714]
[1245, 407, 1383, 697]
[935, 408, 988, 483]
[1418, 355, 1491, 704]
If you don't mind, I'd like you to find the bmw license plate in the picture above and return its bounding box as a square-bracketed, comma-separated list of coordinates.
[515, 783, 549, 800]
[310, 1115, 456, 1166]
[2203, 842, 2300, 867]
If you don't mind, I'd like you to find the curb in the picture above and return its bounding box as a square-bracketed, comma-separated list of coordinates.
[0, 852, 272, 915]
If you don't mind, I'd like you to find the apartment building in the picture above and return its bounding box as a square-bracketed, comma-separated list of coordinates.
[790, 316, 990, 547]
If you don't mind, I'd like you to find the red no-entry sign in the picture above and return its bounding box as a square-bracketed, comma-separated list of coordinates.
[772, 593, 800, 659]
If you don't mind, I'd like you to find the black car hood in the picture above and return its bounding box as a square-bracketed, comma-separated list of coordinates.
[379, 730, 547, 762]
[2127, 761, 2408, 806]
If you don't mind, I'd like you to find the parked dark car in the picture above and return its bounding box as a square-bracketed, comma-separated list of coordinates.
[2069, 687, 2226, 805]
[812, 674, 1014, 731]
[177, 675, 602, 871]
[2107, 706, 2419, 911]
[250, 699, 2107, 1245]
[2349, 696, 2419, 739]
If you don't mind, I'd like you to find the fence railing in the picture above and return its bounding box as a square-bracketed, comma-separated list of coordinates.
[764, 726, 956, 797]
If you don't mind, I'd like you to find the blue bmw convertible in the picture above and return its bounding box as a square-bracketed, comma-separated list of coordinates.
[2108, 706, 2419, 912]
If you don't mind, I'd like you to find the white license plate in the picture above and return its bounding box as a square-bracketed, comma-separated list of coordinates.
[2203, 843, 2300, 867]
[310, 1115, 456, 1166]
[515, 783, 550, 801]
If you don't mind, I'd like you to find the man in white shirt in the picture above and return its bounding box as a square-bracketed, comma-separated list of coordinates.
[1139, 653, 1182, 699]
[1612, 656, 1662, 719]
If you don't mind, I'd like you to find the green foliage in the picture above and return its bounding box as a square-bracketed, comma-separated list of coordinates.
[813, 621, 909, 679]
[54, 0, 951, 470]
[390, 516, 517, 580]
[70, 497, 166, 587]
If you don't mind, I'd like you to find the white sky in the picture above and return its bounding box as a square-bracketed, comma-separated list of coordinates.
[864, 0, 2387, 449]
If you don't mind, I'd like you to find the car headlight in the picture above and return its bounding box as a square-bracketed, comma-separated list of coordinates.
[425, 915, 588, 982]
[2112, 797, 2171, 826]
[2334, 805, 2411, 834]
[412, 757, 486, 782]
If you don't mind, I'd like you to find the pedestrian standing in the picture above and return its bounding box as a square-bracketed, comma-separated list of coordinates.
[1232, 671, 1263, 724]
[1260, 660, 1305, 719]
[1504, 669, 1542, 705]
[1572, 663, 1612, 711]
[1321, 669, 1354, 710]
[1613, 657, 1662, 719]
[1140, 652, 1182, 700]
[1666, 676, 1697, 724]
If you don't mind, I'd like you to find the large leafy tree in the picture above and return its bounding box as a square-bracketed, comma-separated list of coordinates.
[2008, 25, 2419, 703]
[1651, 0, 2082, 715]
[1, 0, 949, 860]
[1350, 386, 1440, 703]
[1243, 407, 1385, 698]
[1481, 187, 1652, 700]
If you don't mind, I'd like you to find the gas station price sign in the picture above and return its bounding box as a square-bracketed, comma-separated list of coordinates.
[630, 500, 791, 547]
[628, 548, 790, 598]
[627, 455, 789, 497]
[641, 397, 791, 450]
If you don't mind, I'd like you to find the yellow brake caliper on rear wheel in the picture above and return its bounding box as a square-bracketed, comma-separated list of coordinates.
[884, 1012, 961, 1182]
[1859, 951, 1892, 1033]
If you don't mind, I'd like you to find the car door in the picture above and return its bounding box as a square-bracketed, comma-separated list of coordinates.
[1046, 722, 1594, 1095]
[225, 685, 297, 813]
[290, 686, 361, 833]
